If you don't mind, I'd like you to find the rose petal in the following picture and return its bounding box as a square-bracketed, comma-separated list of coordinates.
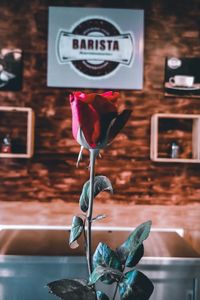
[92, 95, 117, 114]
[69, 91, 85, 101]
[82, 93, 97, 103]
[101, 91, 119, 103]
[69, 93, 80, 140]
[70, 92, 97, 104]
[107, 110, 132, 143]
[99, 112, 117, 143]
[70, 94, 101, 148]
[69, 92, 130, 149]
[71, 91, 119, 104]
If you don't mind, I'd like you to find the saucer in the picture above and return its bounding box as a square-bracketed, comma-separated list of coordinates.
[0, 80, 7, 88]
[165, 82, 200, 91]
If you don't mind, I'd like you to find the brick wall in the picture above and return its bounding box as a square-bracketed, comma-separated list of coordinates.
[0, 0, 200, 205]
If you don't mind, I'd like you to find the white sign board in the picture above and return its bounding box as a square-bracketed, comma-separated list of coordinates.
[47, 7, 144, 89]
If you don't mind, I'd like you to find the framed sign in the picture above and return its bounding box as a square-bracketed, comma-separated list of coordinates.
[164, 57, 200, 98]
[0, 49, 22, 91]
[47, 7, 144, 89]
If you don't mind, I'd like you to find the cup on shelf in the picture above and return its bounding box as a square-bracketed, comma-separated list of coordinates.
[169, 75, 194, 87]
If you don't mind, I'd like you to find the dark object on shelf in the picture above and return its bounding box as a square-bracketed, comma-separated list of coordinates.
[0, 107, 35, 158]
[1, 134, 12, 153]
[151, 113, 200, 163]
[170, 141, 180, 158]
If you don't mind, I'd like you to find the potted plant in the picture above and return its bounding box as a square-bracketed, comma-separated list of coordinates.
[47, 91, 154, 300]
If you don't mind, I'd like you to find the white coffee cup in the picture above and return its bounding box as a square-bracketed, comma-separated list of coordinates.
[169, 75, 194, 87]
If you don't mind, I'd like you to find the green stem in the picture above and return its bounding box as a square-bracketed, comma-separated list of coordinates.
[112, 283, 118, 300]
[83, 220, 87, 253]
[86, 149, 97, 276]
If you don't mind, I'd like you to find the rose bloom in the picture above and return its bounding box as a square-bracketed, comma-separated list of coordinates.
[69, 91, 131, 150]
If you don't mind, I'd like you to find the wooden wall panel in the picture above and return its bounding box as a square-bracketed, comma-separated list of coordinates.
[0, 0, 200, 206]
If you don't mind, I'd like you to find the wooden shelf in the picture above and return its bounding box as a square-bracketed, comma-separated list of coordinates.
[0, 106, 35, 158]
[150, 113, 200, 163]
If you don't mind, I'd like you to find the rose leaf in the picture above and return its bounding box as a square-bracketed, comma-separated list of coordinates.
[119, 270, 154, 300]
[79, 176, 113, 212]
[69, 216, 84, 249]
[47, 279, 96, 300]
[116, 220, 152, 267]
[125, 243, 144, 268]
[93, 242, 122, 283]
[89, 265, 122, 285]
[93, 242, 122, 271]
[96, 291, 110, 300]
[92, 214, 107, 222]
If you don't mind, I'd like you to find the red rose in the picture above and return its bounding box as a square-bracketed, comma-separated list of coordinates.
[69, 91, 131, 149]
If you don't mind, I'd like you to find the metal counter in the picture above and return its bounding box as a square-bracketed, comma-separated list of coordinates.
[0, 228, 200, 300]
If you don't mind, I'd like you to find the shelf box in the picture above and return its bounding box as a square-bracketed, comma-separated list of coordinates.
[150, 113, 200, 163]
[0, 107, 35, 158]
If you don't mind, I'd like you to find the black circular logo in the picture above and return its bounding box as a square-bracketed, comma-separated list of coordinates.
[71, 18, 120, 77]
